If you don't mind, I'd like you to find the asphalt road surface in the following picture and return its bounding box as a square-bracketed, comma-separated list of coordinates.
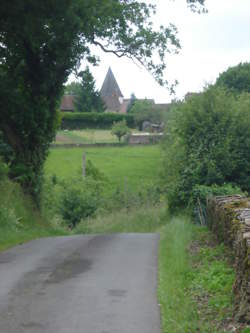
[0, 234, 161, 333]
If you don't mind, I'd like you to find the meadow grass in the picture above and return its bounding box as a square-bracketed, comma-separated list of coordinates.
[55, 129, 118, 144]
[55, 129, 139, 145]
[45, 145, 161, 192]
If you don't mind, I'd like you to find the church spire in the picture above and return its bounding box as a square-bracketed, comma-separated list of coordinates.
[100, 67, 123, 112]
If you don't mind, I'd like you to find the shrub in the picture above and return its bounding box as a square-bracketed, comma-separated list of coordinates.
[59, 178, 101, 228]
[61, 112, 135, 130]
[86, 160, 108, 182]
[130, 99, 169, 130]
[162, 86, 250, 210]
[190, 183, 243, 207]
[215, 62, 250, 94]
[111, 120, 131, 142]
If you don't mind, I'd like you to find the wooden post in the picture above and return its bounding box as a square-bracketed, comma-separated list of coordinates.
[82, 153, 86, 177]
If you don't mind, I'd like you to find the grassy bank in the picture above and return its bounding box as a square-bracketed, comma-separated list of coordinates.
[0, 179, 66, 252]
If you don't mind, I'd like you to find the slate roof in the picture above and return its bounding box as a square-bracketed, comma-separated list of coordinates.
[60, 95, 75, 112]
[100, 67, 123, 112]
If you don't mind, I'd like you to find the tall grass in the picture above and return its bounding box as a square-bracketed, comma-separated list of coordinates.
[0, 178, 65, 251]
[75, 204, 166, 234]
[158, 216, 198, 332]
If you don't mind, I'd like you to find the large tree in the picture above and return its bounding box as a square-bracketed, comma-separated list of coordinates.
[0, 0, 206, 200]
[215, 62, 250, 94]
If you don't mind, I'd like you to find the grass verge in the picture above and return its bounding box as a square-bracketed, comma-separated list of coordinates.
[158, 217, 249, 333]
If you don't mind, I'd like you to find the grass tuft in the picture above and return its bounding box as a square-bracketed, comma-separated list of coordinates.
[74, 204, 166, 234]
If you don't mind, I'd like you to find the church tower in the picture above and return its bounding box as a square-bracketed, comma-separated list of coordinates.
[100, 67, 124, 112]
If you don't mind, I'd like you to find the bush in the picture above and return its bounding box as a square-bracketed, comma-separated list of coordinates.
[130, 99, 169, 130]
[59, 178, 102, 228]
[61, 112, 135, 130]
[190, 183, 243, 224]
[111, 120, 131, 142]
[190, 183, 243, 207]
[162, 86, 250, 210]
[85, 160, 108, 182]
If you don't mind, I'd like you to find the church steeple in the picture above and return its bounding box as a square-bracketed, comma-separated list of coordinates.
[100, 67, 123, 112]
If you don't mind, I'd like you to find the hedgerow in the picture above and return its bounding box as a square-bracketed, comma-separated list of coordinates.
[61, 112, 135, 129]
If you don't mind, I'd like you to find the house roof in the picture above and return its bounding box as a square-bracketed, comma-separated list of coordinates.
[60, 95, 74, 111]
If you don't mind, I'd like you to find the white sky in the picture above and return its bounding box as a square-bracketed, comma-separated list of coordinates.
[73, 0, 250, 103]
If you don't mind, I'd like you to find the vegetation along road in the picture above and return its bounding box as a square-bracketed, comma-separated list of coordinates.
[0, 234, 160, 333]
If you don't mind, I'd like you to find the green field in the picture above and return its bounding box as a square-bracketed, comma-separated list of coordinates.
[54, 129, 138, 145]
[45, 145, 161, 191]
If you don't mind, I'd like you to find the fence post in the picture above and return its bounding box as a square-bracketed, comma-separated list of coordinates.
[82, 153, 86, 177]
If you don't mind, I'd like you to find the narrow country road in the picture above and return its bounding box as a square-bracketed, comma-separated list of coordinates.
[0, 234, 161, 333]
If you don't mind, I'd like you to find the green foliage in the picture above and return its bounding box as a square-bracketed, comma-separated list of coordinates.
[216, 62, 250, 94]
[73, 67, 105, 113]
[126, 93, 137, 113]
[130, 99, 166, 129]
[0, 176, 65, 251]
[64, 82, 81, 95]
[190, 183, 243, 207]
[188, 230, 235, 330]
[59, 178, 101, 228]
[85, 160, 107, 182]
[61, 112, 135, 129]
[0, 158, 8, 182]
[162, 87, 250, 210]
[111, 120, 131, 142]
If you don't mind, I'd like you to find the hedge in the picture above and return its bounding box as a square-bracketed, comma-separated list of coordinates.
[61, 112, 136, 129]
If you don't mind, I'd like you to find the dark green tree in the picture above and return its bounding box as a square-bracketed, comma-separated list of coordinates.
[0, 0, 205, 201]
[74, 67, 105, 113]
[127, 93, 137, 113]
[215, 62, 250, 94]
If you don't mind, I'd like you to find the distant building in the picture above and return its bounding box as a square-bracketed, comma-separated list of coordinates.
[100, 67, 124, 112]
[60, 67, 171, 113]
[60, 95, 74, 112]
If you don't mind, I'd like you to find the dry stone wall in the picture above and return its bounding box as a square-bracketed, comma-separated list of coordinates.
[207, 195, 250, 322]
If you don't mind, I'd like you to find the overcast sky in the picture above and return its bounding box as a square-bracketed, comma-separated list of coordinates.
[73, 0, 250, 103]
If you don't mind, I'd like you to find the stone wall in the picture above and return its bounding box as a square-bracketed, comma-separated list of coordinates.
[207, 195, 250, 322]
